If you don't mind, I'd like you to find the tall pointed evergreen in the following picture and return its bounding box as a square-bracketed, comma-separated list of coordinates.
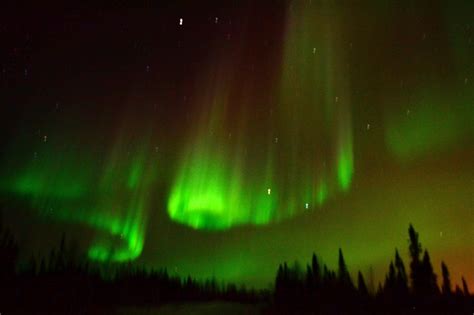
[311, 253, 321, 288]
[357, 271, 368, 296]
[305, 264, 313, 290]
[384, 261, 396, 294]
[462, 277, 470, 296]
[394, 250, 408, 288]
[338, 248, 353, 289]
[421, 250, 439, 296]
[275, 263, 284, 292]
[441, 261, 451, 295]
[408, 224, 422, 295]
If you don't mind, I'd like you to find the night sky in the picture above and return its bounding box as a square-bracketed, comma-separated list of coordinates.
[0, 2, 473, 289]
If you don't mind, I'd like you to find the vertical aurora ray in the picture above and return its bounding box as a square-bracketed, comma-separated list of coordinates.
[167, 58, 237, 229]
[167, 36, 279, 229]
[0, 121, 158, 262]
[335, 105, 354, 192]
[168, 133, 278, 230]
[168, 1, 356, 230]
[316, 177, 328, 206]
[86, 131, 158, 262]
[168, 145, 235, 230]
[278, 0, 354, 213]
[168, 70, 250, 229]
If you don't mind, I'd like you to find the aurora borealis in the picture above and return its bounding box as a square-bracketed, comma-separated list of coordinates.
[0, 1, 473, 289]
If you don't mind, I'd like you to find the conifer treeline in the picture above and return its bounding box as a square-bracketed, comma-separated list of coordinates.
[0, 218, 472, 313]
[0, 221, 261, 312]
[274, 224, 472, 313]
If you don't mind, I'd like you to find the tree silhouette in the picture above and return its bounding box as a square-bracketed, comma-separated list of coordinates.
[384, 261, 396, 294]
[337, 248, 353, 289]
[357, 271, 368, 296]
[441, 261, 452, 296]
[305, 264, 313, 291]
[462, 277, 470, 297]
[408, 224, 423, 296]
[394, 249, 408, 295]
[311, 253, 321, 289]
[420, 250, 439, 297]
[455, 284, 463, 296]
[1, 216, 473, 313]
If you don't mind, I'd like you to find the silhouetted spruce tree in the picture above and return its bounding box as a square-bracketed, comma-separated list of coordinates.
[384, 261, 396, 298]
[376, 283, 384, 298]
[307, 253, 322, 308]
[337, 248, 355, 309]
[337, 248, 353, 288]
[441, 261, 452, 296]
[276, 264, 283, 289]
[462, 277, 470, 296]
[394, 249, 408, 295]
[56, 233, 66, 273]
[311, 253, 321, 289]
[290, 260, 304, 301]
[322, 264, 329, 289]
[408, 224, 423, 296]
[305, 264, 313, 291]
[420, 250, 439, 297]
[320, 264, 337, 307]
[275, 262, 291, 303]
[391, 250, 408, 309]
[357, 271, 368, 296]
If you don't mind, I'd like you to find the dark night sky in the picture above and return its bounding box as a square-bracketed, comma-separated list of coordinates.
[0, 2, 473, 289]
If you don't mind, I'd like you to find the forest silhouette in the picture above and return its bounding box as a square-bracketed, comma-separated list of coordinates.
[0, 215, 472, 314]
